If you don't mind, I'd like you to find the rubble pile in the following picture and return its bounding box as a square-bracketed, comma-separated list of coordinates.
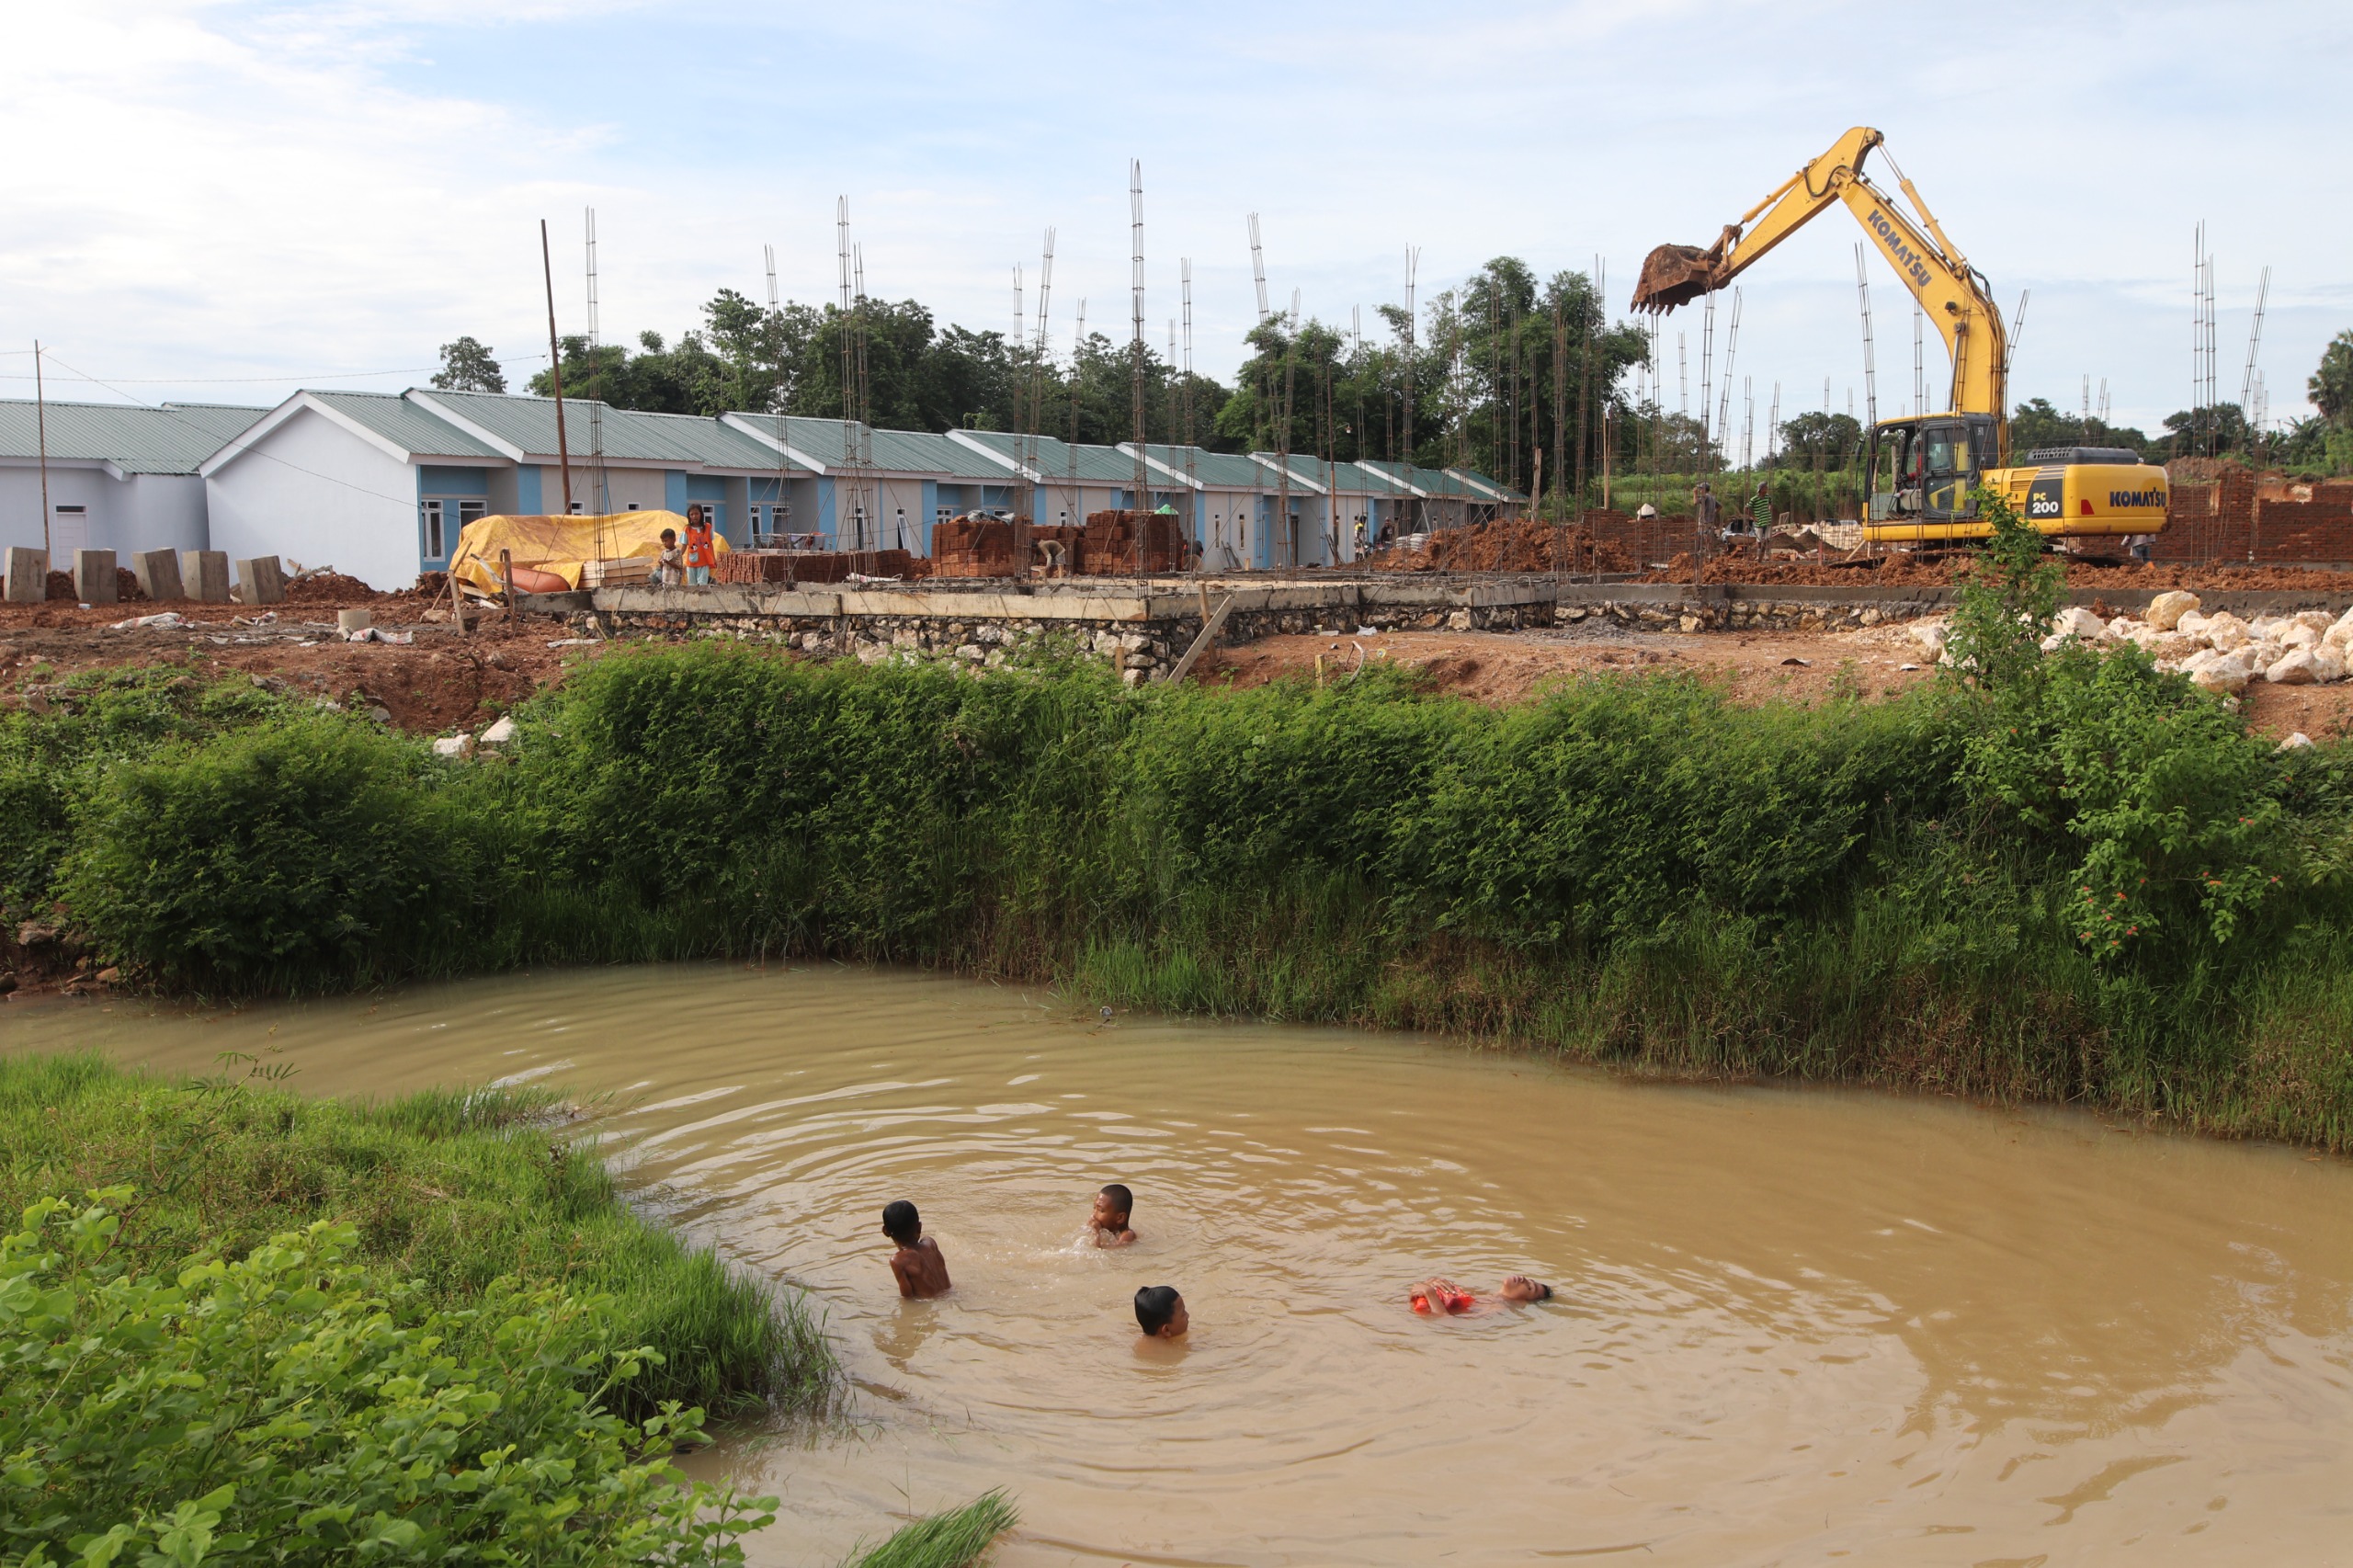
[1909, 590, 2353, 695]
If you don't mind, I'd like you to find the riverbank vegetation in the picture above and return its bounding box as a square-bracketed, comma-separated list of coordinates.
[0, 1053, 1022, 1567]
[0, 1052, 830, 1421]
[5, 502, 2351, 1149]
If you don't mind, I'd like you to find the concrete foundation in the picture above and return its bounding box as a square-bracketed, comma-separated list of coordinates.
[133, 548, 185, 602]
[235, 555, 287, 606]
[567, 575, 2353, 683]
[181, 551, 231, 604]
[4, 547, 46, 605]
[74, 550, 118, 605]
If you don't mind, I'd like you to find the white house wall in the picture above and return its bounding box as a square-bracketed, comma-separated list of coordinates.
[595, 466, 668, 515]
[205, 405, 418, 589]
[0, 462, 213, 562]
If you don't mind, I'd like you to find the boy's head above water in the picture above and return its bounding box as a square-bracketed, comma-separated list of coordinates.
[881, 1199, 922, 1245]
[1133, 1284, 1188, 1339]
[1094, 1184, 1132, 1225]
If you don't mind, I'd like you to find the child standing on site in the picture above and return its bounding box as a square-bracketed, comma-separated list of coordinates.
[654, 528, 683, 586]
[683, 504, 717, 585]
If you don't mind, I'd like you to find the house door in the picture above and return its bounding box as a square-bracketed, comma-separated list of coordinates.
[51, 505, 88, 562]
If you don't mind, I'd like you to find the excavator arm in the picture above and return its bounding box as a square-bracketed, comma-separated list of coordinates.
[1632, 126, 2007, 448]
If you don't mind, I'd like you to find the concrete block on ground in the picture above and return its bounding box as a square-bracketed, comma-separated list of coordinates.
[180, 551, 231, 603]
[337, 608, 373, 633]
[235, 555, 287, 605]
[74, 550, 119, 604]
[132, 549, 185, 602]
[4, 547, 47, 604]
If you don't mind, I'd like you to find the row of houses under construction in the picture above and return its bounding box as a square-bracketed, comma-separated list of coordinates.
[0, 387, 1524, 589]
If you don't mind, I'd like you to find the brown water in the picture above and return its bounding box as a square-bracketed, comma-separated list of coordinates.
[7, 965, 2353, 1565]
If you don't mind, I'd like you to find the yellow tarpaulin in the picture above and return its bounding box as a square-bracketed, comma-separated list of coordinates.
[446, 511, 731, 597]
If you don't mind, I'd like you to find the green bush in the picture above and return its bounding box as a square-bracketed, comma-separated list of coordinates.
[0, 1191, 776, 1566]
[56, 713, 478, 993]
[0, 1054, 833, 1421]
[7, 629, 2353, 1146]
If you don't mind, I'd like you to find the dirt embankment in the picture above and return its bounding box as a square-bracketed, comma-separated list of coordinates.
[0, 585, 585, 734]
[1193, 621, 2353, 740]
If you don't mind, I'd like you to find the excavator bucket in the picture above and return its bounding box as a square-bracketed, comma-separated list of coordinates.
[1630, 244, 1727, 314]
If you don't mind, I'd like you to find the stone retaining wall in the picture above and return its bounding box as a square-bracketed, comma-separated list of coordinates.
[559, 576, 2353, 683]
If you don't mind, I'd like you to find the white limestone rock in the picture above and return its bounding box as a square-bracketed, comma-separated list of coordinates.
[431, 734, 476, 760]
[1910, 620, 1949, 660]
[2144, 590, 2200, 630]
[2184, 647, 2258, 695]
[477, 715, 517, 745]
[2200, 611, 2251, 650]
[2324, 607, 2353, 651]
[2267, 647, 2325, 685]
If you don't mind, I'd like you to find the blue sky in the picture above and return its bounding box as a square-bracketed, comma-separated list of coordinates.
[3, 0, 2347, 439]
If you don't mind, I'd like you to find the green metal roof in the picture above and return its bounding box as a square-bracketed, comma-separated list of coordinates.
[1448, 466, 1526, 501]
[0, 398, 267, 474]
[1332, 460, 1416, 496]
[619, 408, 792, 472]
[300, 392, 504, 460]
[731, 415, 954, 475]
[891, 430, 1021, 483]
[1357, 460, 1487, 499]
[1121, 442, 1268, 490]
[950, 429, 1147, 485]
[413, 389, 717, 464]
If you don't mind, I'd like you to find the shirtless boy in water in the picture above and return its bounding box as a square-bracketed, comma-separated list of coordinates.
[1086, 1184, 1138, 1248]
[1410, 1275, 1552, 1316]
[882, 1200, 952, 1299]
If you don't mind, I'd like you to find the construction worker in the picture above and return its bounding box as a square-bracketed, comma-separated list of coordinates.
[1692, 482, 1722, 534]
[1750, 481, 1772, 534]
[682, 504, 716, 586]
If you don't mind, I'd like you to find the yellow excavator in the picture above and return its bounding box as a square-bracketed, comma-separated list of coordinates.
[1632, 126, 2169, 545]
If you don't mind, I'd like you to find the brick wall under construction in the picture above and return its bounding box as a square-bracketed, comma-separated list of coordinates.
[2159, 466, 2353, 564]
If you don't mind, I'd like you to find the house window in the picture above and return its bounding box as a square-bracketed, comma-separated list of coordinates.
[458, 499, 485, 532]
[420, 499, 445, 558]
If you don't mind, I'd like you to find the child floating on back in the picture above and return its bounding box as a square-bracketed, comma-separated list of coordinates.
[1409, 1275, 1552, 1316]
[1087, 1183, 1138, 1248]
[881, 1199, 952, 1299]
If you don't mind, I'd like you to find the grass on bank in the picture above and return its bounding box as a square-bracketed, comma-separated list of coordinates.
[0, 1051, 834, 1421]
[5, 490, 2353, 1152]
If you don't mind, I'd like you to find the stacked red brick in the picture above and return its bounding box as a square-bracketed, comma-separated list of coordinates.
[716, 551, 795, 585]
[1081, 510, 1184, 574]
[931, 517, 1018, 577]
[715, 550, 914, 585]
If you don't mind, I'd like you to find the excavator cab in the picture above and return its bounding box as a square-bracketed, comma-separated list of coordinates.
[1869, 414, 2000, 525]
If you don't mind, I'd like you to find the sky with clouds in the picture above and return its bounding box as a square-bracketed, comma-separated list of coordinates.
[2, 0, 2346, 440]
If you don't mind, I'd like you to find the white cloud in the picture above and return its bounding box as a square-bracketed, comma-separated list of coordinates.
[0, 0, 2345, 438]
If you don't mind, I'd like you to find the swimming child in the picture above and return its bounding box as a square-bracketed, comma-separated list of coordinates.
[1409, 1275, 1552, 1316]
[881, 1200, 952, 1299]
[1133, 1284, 1188, 1341]
[1087, 1183, 1138, 1247]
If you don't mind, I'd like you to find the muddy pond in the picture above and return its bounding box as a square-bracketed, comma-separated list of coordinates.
[7, 964, 2352, 1564]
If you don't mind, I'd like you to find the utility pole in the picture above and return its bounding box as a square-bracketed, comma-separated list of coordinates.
[539, 221, 574, 515]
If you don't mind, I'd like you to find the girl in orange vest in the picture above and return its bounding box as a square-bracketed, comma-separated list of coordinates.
[683, 504, 717, 585]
